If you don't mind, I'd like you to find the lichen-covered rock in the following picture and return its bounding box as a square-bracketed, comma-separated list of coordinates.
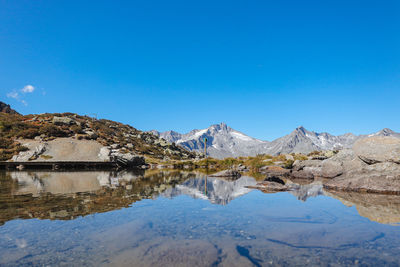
[290, 169, 314, 179]
[52, 116, 74, 125]
[353, 136, 400, 164]
[292, 160, 322, 171]
[321, 160, 343, 178]
[11, 143, 47, 161]
[83, 130, 98, 140]
[260, 166, 290, 176]
[98, 147, 111, 161]
[291, 160, 322, 179]
[111, 152, 145, 166]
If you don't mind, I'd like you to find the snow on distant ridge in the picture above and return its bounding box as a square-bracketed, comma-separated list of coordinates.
[150, 124, 400, 159]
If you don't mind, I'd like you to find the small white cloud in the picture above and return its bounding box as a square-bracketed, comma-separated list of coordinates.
[5, 84, 39, 106]
[6, 91, 19, 99]
[21, 84, 35, 93]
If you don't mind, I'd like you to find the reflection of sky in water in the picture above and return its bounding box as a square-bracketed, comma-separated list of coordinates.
[1, 171, 400, 266]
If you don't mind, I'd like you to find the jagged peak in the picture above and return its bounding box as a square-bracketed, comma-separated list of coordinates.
[296, 125, 306, 131]
[210, 122, 228, 129]
[164, 130, 181, 135]
[292, 126, 308, 135]
[369, 128, 396, 137]
[0, 101, 20, 115]
[379, 128, 394, 134]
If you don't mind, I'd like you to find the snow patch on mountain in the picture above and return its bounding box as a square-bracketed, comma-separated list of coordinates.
[150, 124, 400, 159]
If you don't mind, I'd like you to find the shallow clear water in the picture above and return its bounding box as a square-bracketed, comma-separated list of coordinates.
[1, 170, 400, 266]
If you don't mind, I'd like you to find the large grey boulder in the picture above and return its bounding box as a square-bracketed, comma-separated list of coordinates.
[260, 166, 290, 177]
[353, 136, 400, 164]
[324, 162, 400, 194]
[111, 151, 145, 167]
[52, 116, 74, 125]
[291, 149, 367, 179]
[292, 160, 322, 171]
[319, 149, 365, 178]
[291, 160, 322, 179]
[320, 160, 343, 178]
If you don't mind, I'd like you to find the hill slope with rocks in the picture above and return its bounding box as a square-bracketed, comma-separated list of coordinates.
[0, 102, 196, 162]
[0, 101, 19, 115]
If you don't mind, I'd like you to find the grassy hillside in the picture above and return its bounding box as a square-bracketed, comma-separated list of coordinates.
[0, 111, 196, 161]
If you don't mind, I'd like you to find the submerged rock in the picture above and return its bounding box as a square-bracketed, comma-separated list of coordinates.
[210, 169, 241, 178]
[254, 181, 290, 192]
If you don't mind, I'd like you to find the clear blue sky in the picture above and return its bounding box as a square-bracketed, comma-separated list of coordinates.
[1, 0, 399, 140]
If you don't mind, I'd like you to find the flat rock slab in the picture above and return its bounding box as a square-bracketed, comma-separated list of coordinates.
[353, 136, 400, 164]
[323, 162, 400, 195]
[260, 166, 290, 176]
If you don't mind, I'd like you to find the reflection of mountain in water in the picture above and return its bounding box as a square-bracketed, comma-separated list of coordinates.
[288, 182, 325, 202]
[0, 171, 256, 224]
[162, 175, 257, 205]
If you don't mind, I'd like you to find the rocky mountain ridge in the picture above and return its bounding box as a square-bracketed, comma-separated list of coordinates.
[152, 124, 400, 159]
[152, 123, 270, 159]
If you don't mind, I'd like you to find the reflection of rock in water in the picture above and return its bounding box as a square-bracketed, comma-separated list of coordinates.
[9, 170, 148, 195]
[254, 178, 325, 202]
[325, 190, 400, 225]
[162, 175, 257, 205]
[288, 181, 325, 202]
[0, 170, 195, 224]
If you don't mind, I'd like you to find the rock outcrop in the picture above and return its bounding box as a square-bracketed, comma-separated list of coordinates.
[289, 136, 400, 194]
[324, 162, 400, 194]
[12, 143, 47, 161]
[0, 101, 20, 115]
[353, 136, 400, 164]
[289, 149, 367, 179]
[260, 166, 290, 177]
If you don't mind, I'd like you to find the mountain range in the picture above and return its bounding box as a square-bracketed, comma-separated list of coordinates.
[151, 123, 400, 159]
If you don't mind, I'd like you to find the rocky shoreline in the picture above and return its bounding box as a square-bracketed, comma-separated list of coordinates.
[256, 136, 400, 195]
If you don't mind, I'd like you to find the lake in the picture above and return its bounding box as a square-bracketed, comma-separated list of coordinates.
[1, 170, 400, 266]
